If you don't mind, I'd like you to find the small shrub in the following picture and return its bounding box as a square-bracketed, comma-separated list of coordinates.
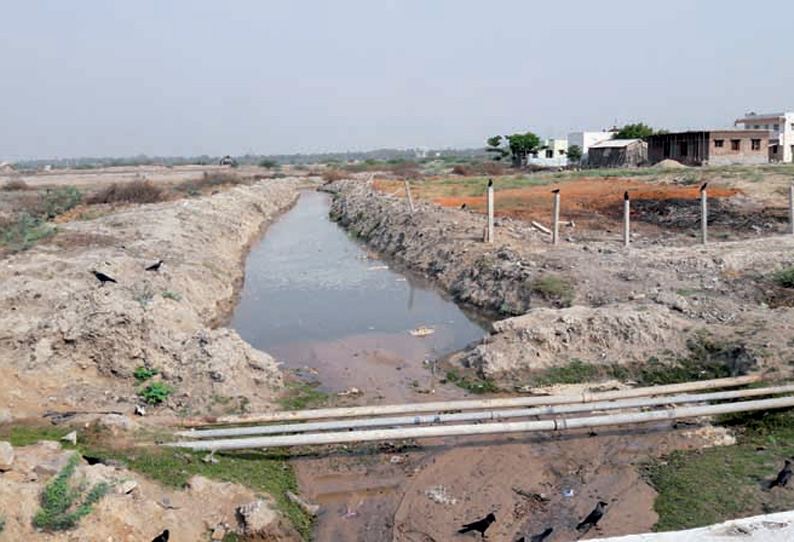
[481, 161, 505, 176]
[41, 186, 82, 219]
[179, 172, 244, 194]
[451, 164, 472, 176]
[161, 290, 181, 301]
[322, 170, 346, 183]
[279, 382, 327, 410]
[132, 283, 155, 309]
[33, 454, 111, 531]
[531, 274, 574, 305]
[139, 382, 174, 405]
[774, 267, 794, 289]
[258, 159, 280, 169]
[133, 367, 158, 383]
[2, 178, 30, 191]
[87, 179, 164, 205]
[0, 214, 56, 252]
[444, 368, 498, 394]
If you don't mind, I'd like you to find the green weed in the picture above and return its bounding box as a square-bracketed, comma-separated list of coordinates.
[161, 290, 181, 301]
[278, 382, 327, 411]
[133, 367, 158, 383]
[40, 186, 82, 219]
[774, 267, 794, 289]
[445, 368, 499, 394]
[531, 274, 574, 306]
[0, 214, 56, 252]
[138, 382, 174, 405]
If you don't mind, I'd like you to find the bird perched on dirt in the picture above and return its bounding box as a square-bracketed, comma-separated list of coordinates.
[145, 260, 163, 272]
[461, 203, 467, 210]
[700, 182, 708, 192]
[771, 459, 793, 489]
[92, 270, 117, 285]
[458, 512, 496, 538]
[151, 529, 169, 542]
[577, 501, 608, 532]
[529, 527, 554, 542]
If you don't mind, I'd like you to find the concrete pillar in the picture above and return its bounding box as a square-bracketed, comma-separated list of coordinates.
[404, 179, 415, 213]
[486, 179, 494, 243]
[700, 182, 708, 245]
[552, 189, 560, 246]
[623, 191, 630, 248]
[789, 180, 794, 235]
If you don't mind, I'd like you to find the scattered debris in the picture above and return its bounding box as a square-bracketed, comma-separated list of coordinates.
[409, 326, 435, 337]
[286, 490, 320, 516]
[337, 387, 364, 397]
[61, 431, 78, 445]
[424, 485, 458, 505]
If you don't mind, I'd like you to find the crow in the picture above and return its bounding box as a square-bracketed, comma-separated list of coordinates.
[145, 260, 163, 272]
[700, 181, 708, 192]
[624, 191, 629, 201]
[92, 270, 117, 285]
[461, 203, 467, 210]
[151, 529, 169, 542]
[458, 512, 496, 538]
[577, 501, 608, 532]
[551, 188, 560, 194]
[488, 179, 493, 188]
[529, 527, 553, 542]
[771, 459, 793, 489]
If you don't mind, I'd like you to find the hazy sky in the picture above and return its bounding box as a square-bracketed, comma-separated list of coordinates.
[2, 0, 793, 159]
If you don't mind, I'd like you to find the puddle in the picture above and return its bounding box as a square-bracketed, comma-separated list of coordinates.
[230, 190, 488, 399]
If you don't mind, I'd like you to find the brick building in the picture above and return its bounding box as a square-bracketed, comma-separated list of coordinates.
[734, 112, 794, 163]
[646, 130, 769, 166]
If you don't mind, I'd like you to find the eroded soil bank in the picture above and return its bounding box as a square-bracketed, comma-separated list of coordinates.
[0, 178, 301, 420]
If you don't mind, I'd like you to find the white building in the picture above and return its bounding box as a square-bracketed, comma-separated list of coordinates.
[567, 131, 615, 162]
[527, 138, 568, 167]
[734, 111, 794, 163]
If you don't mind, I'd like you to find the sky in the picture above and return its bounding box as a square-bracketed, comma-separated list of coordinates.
[2, 0, 794, 160]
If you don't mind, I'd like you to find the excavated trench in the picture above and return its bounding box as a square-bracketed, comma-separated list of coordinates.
[229, 189, 729, 542]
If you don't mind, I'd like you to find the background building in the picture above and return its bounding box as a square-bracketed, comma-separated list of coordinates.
[527, 138, 568, 167]
[587, 139, 647, 168]
[734, 111, 794, 163]
[646, 130, 769, 166]
[567, 131, 614, 163]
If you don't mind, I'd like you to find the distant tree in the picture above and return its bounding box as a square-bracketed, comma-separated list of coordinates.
[485, 136, 509, 161]
[613, 123, 657, 140]
[258, 159, 280, 169]
[486, 132, 542, 167]
[566, 144, 582, 164]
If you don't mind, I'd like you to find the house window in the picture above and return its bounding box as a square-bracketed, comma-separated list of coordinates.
[774, 124, 780, 131]
[679, 142, 688, 157]
[731, 139, 741, 151]
[559, 149, 566, 156]
[714, 139, 724, 148]
[772, 145, 780, 154]
[545, 150, 554, 158]
[751, 139, 761, 151]
[754, 125, 760, 129]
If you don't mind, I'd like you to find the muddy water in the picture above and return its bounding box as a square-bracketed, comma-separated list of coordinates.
[230, 190, 487, 400]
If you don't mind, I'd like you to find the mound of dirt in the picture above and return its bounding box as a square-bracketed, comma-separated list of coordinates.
[655, 159, 687, 169]
[0, 179, 300, 418]
[454, 304, 690, 375]
[0, 439, 301, 541]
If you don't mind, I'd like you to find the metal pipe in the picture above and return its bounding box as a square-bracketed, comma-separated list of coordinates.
[167, 396, 794, 450]
[176, 385, 794, 439]
[179, 375, 762, 427]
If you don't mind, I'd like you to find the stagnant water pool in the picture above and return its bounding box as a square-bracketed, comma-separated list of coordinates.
[229, 190, 487, 397]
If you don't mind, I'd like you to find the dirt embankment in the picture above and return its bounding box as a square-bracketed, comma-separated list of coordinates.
[0, 179, 301, 419]
[327, 179, 794, 378]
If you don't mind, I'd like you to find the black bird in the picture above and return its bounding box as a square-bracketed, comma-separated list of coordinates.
[488, 179, 493, 188]
[92, 270, 117, 285]
[624, 191, 629, 201]
[771, 459, 793, 489]
[700, 182, 708, 192]
[577, 501, 608, 532]
[458, 512, 496, 538]
[529, 527, 554, 542]
[151, 529, 169, 542]
[551, 188, 560, 194]
[461, 203, 467, 210]
[145, 260, 163, 272]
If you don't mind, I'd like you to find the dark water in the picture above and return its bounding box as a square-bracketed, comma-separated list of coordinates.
[229, 190, 487, 392]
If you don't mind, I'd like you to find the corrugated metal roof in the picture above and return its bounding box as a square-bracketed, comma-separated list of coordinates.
[589, 139, 642, 148]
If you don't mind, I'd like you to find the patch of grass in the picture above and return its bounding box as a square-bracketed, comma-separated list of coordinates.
[133, 366, 158, 383]
[0, 214, 56, 252]
[444, 368, 499, 394]
[643, 409, 794, 532]
[532, 359, 600, 386]
[33, 454, 112, 531]
[161, 290, 181, 301]
[774, 267, 794, 289]
[2, 178, 30, 191]
[138, 382, 174, 405]
[531, 274, 574, 306]
[132, 283, 155, 309]
[0, 424, 73, 446]
[278, 381, 327, 411]
[87, 179, 165, 205]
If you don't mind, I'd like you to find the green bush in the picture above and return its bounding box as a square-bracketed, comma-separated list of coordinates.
[0, 214, 56, 252]
[531, 274, 574, 305]
[775, 267, 794, 289]
[258, 159, 280, 169]
[41, 186, 82, 219]
[133, 367, 158, 383]
[138, 382, 174, 405]
[33, 455, 111, 531]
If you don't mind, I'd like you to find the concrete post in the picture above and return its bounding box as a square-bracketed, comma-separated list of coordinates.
[551, 189, 560, 245]
[788, 180, 794, 235]
[623, 191, 630, 248]
[700, 182, 708, 245]
[404, 179, 415, 213]
[486, 178, 494, 243]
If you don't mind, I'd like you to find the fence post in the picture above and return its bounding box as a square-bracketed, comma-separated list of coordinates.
[404, 179, 415, 213]
[700, 182, 708, 245]
[551, 189, 560, 245]
[486, 178, 494, 243]
[623, 191, 630, 247]
[789, 180, 794, 235]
